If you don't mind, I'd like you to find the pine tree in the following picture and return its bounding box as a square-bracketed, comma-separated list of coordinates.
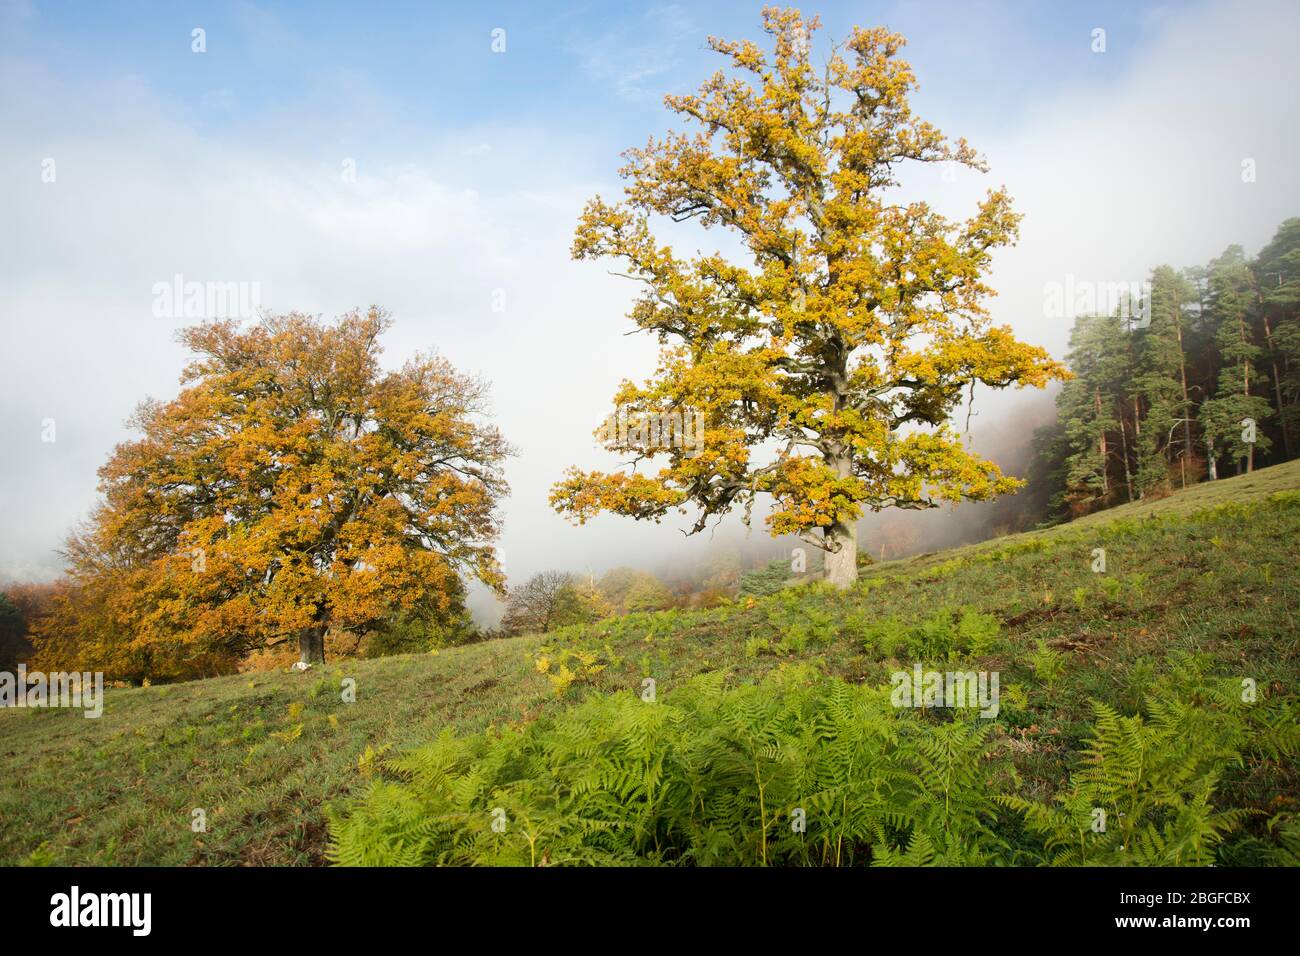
[1199, 247, 1272, 476]
[1134, 266, 1197, 492]
[1058, 314, 1131, 511]
[1252, 218, 1300, 459]
[1046, 218, 1298, 515]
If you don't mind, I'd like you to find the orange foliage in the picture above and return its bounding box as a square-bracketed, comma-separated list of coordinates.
[30, 308, 512, 679]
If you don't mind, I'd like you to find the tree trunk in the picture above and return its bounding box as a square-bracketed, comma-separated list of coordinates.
[1258, 296, 1290, 459]
[1118, 415, 1134, 502]
[823, 519, 858, 589]
[1094, 388, 1109, 497]
[298, 625, 326, 666]
[1240, 317, 1254, 473]
[822, 438, 858, 589]
[1175, 321, 1192, 489]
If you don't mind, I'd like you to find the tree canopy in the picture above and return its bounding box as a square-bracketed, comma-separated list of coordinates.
[31, 308, 512, 676]
[1038, 217, 1300, 520]
[550, 8, 1066, 587]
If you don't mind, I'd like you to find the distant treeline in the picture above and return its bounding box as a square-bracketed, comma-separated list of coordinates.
[1028, 217, 1300, 522]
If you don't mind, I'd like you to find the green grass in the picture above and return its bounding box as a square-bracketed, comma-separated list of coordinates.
[3, 461, 1299, 866]
[1, 638, 551, 865]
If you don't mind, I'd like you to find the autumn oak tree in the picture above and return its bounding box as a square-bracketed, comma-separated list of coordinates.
[33, 309, 511, 674]
[551, 8, 1067, 586]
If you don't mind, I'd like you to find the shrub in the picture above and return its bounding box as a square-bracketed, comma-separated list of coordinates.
[738, 559, 794, 597]
[329, 666, 1282, 867]
[328, 669, 1004, 866]
[1029, 639, 1066, 687]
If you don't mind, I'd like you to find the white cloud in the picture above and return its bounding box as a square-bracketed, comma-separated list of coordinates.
[962, 0, 1299, 359]
[1, 0, 1296, 603]
[571, 3, 699, 100]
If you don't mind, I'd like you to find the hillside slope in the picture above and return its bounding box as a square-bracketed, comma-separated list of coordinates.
[3, 461, 1298, 865]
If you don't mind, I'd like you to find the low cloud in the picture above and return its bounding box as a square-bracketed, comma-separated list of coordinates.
[2, 0, 1296, 611]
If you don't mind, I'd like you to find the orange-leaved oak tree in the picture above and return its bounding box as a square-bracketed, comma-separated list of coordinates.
[550, 8, 1068, 587]
[37, 308, 512, 674]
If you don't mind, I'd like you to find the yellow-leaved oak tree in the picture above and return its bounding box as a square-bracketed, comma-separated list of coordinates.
[550, 9, 1068, 588]
[36, 309, 511, 675]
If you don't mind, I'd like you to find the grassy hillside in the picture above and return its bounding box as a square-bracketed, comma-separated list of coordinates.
[3, 462, 1299, 866]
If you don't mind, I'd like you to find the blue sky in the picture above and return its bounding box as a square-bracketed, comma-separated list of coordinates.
[2, 0, 1298, 606]
[7, 0, 1166, 184]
